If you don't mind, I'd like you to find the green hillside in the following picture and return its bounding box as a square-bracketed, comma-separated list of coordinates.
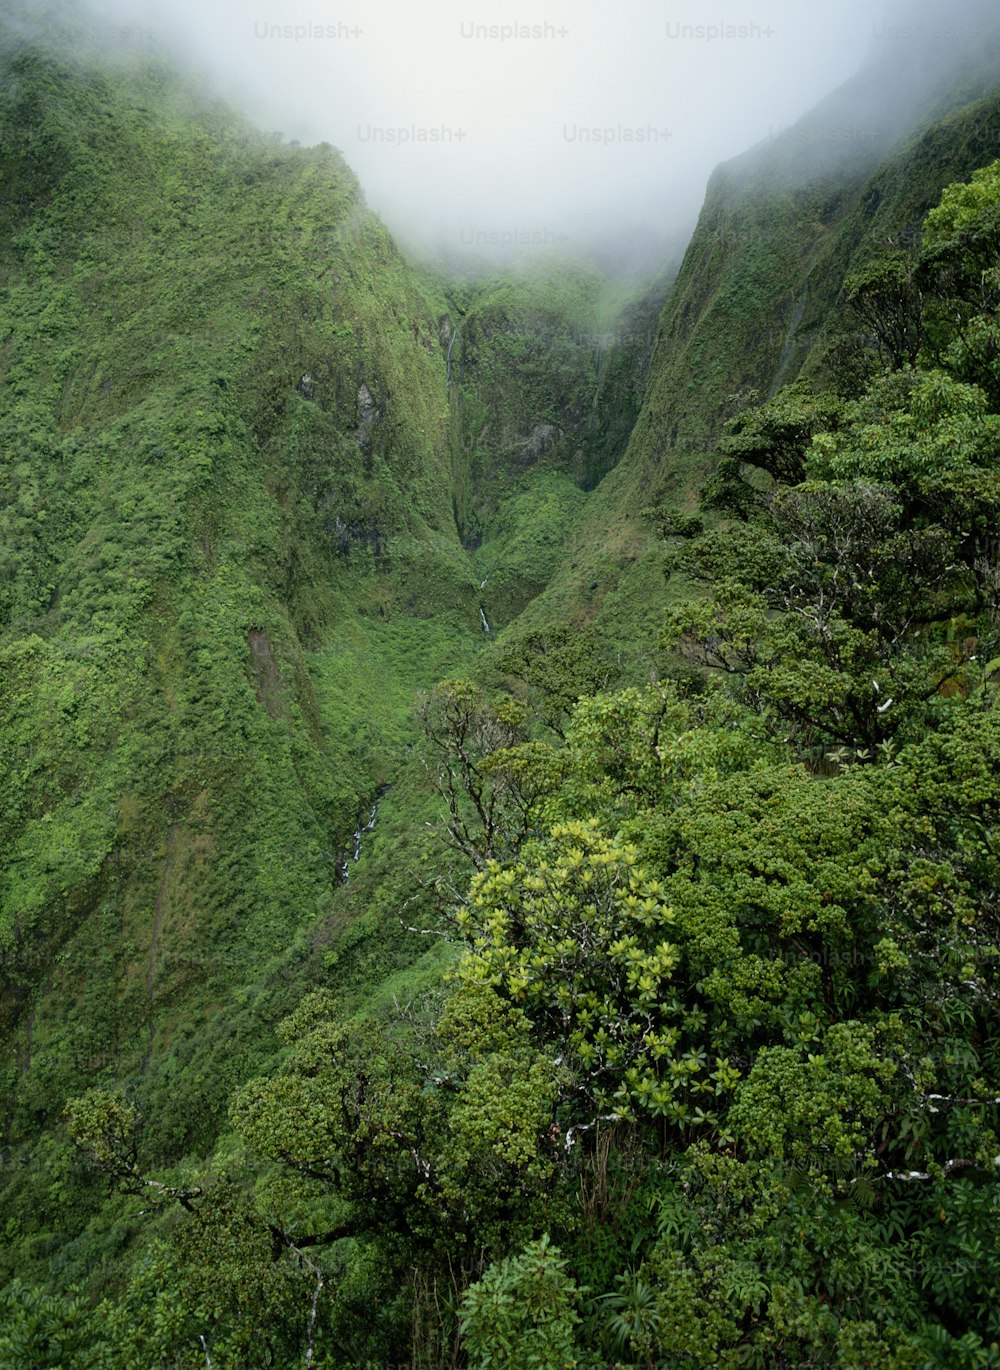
[0, 0, 648, 1329]
[444, 262, 666, 627]
[523, 22, 1000, 656]
[2, 2, 1000, 1366]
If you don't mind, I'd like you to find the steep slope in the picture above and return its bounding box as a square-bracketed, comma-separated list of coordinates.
[521, 17, 1000, 654]
[0, 8, 486, 1280]
[445, 263, 668, 627]
[630, 39, 1000, 487]
[0, 3, 660, 1298]
[5, 0, 1000, 1342]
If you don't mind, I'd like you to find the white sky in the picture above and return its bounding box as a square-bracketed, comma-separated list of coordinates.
[75, 0, 961, 264]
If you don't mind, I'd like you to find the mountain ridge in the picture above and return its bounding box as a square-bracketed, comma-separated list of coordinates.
[2, 3, 1000, 1360]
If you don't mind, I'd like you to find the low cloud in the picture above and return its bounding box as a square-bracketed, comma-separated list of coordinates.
[26, 0, 998, 268]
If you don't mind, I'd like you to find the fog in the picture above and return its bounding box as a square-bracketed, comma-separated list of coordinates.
[38, 0, 1000, 269]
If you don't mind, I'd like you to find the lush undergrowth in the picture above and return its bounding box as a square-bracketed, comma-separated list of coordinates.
[0, 0, 473, 1302]
[0, 0, 649, 1343]
[2, 3, 1000, 1367]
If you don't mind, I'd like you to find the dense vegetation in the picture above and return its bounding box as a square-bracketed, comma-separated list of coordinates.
[2, 4, 1000, 1367]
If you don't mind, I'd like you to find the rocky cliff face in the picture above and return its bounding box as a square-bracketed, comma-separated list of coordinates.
[443, 264, 666, 624]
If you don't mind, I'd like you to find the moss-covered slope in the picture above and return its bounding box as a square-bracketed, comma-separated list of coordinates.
[0, 3, 660, 1292]
[0, 13, 485, 1267]
[524, 26, 1000, 655]
[443, 263, 666, 627]
[5, 0, 1000, 1321]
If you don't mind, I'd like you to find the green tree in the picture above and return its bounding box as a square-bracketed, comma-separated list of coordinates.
[418, 678, 559, 869]
[703, 383, 844, 517]
[919, 158, 1000, 404]
[844, 249, 925, 371]
[460, 1235, 583, 1370]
